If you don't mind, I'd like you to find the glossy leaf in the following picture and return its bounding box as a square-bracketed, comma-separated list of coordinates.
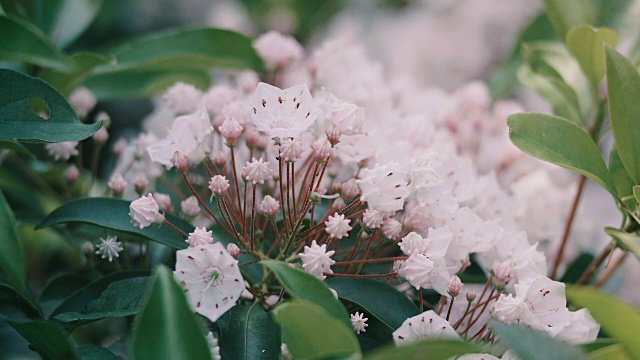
[262, 260, 351, 327]
[560, 252, 595, 284]
[273, 300, 360, 360]
[40, 52, 113, 97]
[217, 302, 281, 359]
[0, 69, 106, 142]
[77, 346, 119, 360]
[1, 316, 78, 360]
[566, 286, 640, 358]
[507, 113, 617, 196]
[36, 197, 191, 250]
[566, 25, 617, 85]
[0, 283, 43, 320]
[33, 0, 103, 48]
[0, 190, 26, 289]
[491, 322, 587, 360]
[54, 277, 148, 322]
[364, 339, 480, 360]
[0, 15, 71, 70]
[610, 147, 635, 206]
[589, 344, 632, 360]
[604, 227, 640, 261]
[0, 140, 35, 158]
[326, 277, 420, 330]
[605, 46, 640, 184]
[129, 266, 211, 360]
[542, 0, 594, 41]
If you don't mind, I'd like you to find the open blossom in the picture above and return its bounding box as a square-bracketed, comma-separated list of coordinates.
[163, 82, 202, 114]
[325, 213, 352, 239]
[351, 312, 368, 334]
[186, 227, 214, 247]
[46, 141, 79, 161]
[393, 310, 459, 346]
[299, 240, 335, 279]
[357, 162, 410, 214]
[129, 194, 165, 229]
[252, 30, 303, 70]
[555, 309, 600, 345]
[95, 236, 123, 262]
[250, 82, 319, 139]
[328, 96, 366, 135]
[174, 243, 244, 322]
[242, 157, 273, 184]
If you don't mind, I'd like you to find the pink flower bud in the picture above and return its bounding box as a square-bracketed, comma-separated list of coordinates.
[363, 209, 383, 229]
[154, 192, 173, 212]
[129, 194, 165, 229]
[242, 157, 273, 185]
[218, 116, 243, 146]
[133, 173, 149, 195]
[259, 195, 280, 218]
[381, 218, 403, 240]
[332, 197, 346, 211]
[172, 150, 189, 173]
[112, 138, 127, 156]
[326, 123, 341, 145]
[208, 175, 230, 199]
[227, 243, 241, 259]
[329, 180, 342, 194]
[211, 150, 227, 167]
[64, 165, 80, 183]
[92, 126, 109, 143]
[181, 196, 201, 217]
[108, 173, 127, 197]
[341, 179, 360, 200]
[447, 275, 463, 297]
[82, 241, 95, 257]
[277, 137, 304, 162]
[312, 138, 332, 163]
[492, 260, 514, 290]
[244, 128, 261, 149]
[466, 289, 476, 302]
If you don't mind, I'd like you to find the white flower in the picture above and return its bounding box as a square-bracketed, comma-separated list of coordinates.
[163, 82, 202, 114]
[404, 253, 450, 296]
[69, 87, 96, 117]
[95, 236, 123, 262]
[393, 310, 459, 346]
[491, 294, 527, 325]
[205, 332, 221, 360]
[329, 98, 366, 136]
[181, 196, 201, 217]
[381, 218, 403, 240]
[555, 309, 600, 345]
[242, 157, 273, 185]
[203, 84, 237, 116]
[351, 312, 368, 334]
[357, 162, 410, 214]
[186, 227, 214, 247]
[324, 213, 352, 239]
[250, 82, 319, 139]
[174, 243, 244, 322]
[362, 208, 384, 229]
[299, 240, 335, 279]
[129, 194, 165, 229]
[45, 141, 79, 161]
[253, 30, 304, 70]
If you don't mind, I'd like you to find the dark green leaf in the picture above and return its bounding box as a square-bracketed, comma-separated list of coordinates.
[326, 277, 419, 330]
[491, 322, 587, 360]
[364, 339, 480, 360]
[262, 260, 351, 327]
[543, 0, 594, 41]
[0, 69, 105, 142]
[566, 286, 640, 358]
[33, 0, 103, 48]
[605, 46, 640, 184]
[560, 252, 595, 284]
[592, 0, 635, 31]
[217, 302, 281, 359]
[0, 316, 78, 360]
[36, 197, 191, 250]
[77, 346, 118, 360]
[0, 140, 35, 158]
[129, 266, 211, 360]
[610, 147, 635, 207]
[566, 25, 617, 85]
[0, 283, 43, 320]
[604, 227, 640, 261]
[0, 15, 71, 70]
[507, 112, 617, 196]
[273, 300, 360, 360]
[54, 277, 148, 322]
[40, 52, 113, 96]
[0, 190, 26, 289]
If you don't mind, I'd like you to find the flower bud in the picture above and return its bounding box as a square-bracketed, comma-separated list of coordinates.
[466, 289, 476, 302]
[329, 180, 342, 194]
[259, 195, 280, 218]
[447, 275, 463, 297]
[82, 241, 95, 257]
[172, 150, 189, 173]
[492, 260, 514, 290]
[326, 123, 341, 145]
[227, 243, 241, 259]
[112, 138, 127, 156]
[129, 194, 165, 229]
[133, 173, 149, 196]
[332, 197, 346, 211]
[212, 150, 227, 168]
[69, 87, 97, 118]
[244, 128, 261, 149]
[312, 138, 332, 163]
[218, 116, 243, 146]
[362, 209, 383, 229]
[154, 192, 173, 212]
[277, 137, 304, 162]
[341, 179, 360, 200]
[108, 172, 127, 197]
[180, 196, 201, 217]
[209, 175, 230, 200]
[64, 164, 80, 183]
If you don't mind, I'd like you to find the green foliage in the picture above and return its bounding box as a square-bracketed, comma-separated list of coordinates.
[273, 300, 361, 360]
[566, 286, 640, 359]
[262, 260, 351, 327]
[30, 0, 104, 48]
[40, 52, 112, 97]
[129, 266, 211, 360]
[491, 322, 587, 360]
[0, 190, 26, 289]
[543, 0, 594, 41]
[217, 302, 281, 359]
[507, 113, 617, 197]
[76, 345, 119, 360]
[0, 140, 35, 158]
[560, 252, 596, 284]
[609, 147, 635, 207]
[566, 25, 617, 85]
[0, 69, 105, 143]
[326, 277, 419, 330]
[364, 339, 480, 360]
[0, 283, 43, 320]
[589, 344, 633, 360]
[0, 316, 78, 360]
[605, 46, 640, 185]
[604, 227, 640, 261]
[37, 197, 191, 250]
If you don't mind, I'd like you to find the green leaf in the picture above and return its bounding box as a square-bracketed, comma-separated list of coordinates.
[326, 277, 420, 330]
[0, 316, 78, 360]
[560, 252, 595, 284]
[77, 346, 118, 360]
[364, 339, 480, 360]
[0, 283, 43, 320]
[0, 140, 35, 158]
[50, 270, 147, 321]
[0, 190, 26, 289]
[543, 0, 594, 41]
[273, 300, 360, 360]
[634, 185, 640, 204]
[491, 322, 587, 360]
[129, 266, 211, 360]
[589, 344, 632, 360]
[0, 69, 106, 143]
[33, 0, 103, 48]
[605, 46, 640, 184]
[566, 286, 640, 358]
[517, 64, 582, 122]
[609, 147, 635, 206]
[0, 15, 72, 70]
[507, 112, 617, 196]
[36, 197, 191, 250]
[604, 227, 640, 260]
[592, 0, 635, 31]
[53, 277, 148, 323]
[217, 302, 281, 359]
[262, 260, 351, 327]
[40, 52, 113, 97]
[566, 25, 617, 85]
